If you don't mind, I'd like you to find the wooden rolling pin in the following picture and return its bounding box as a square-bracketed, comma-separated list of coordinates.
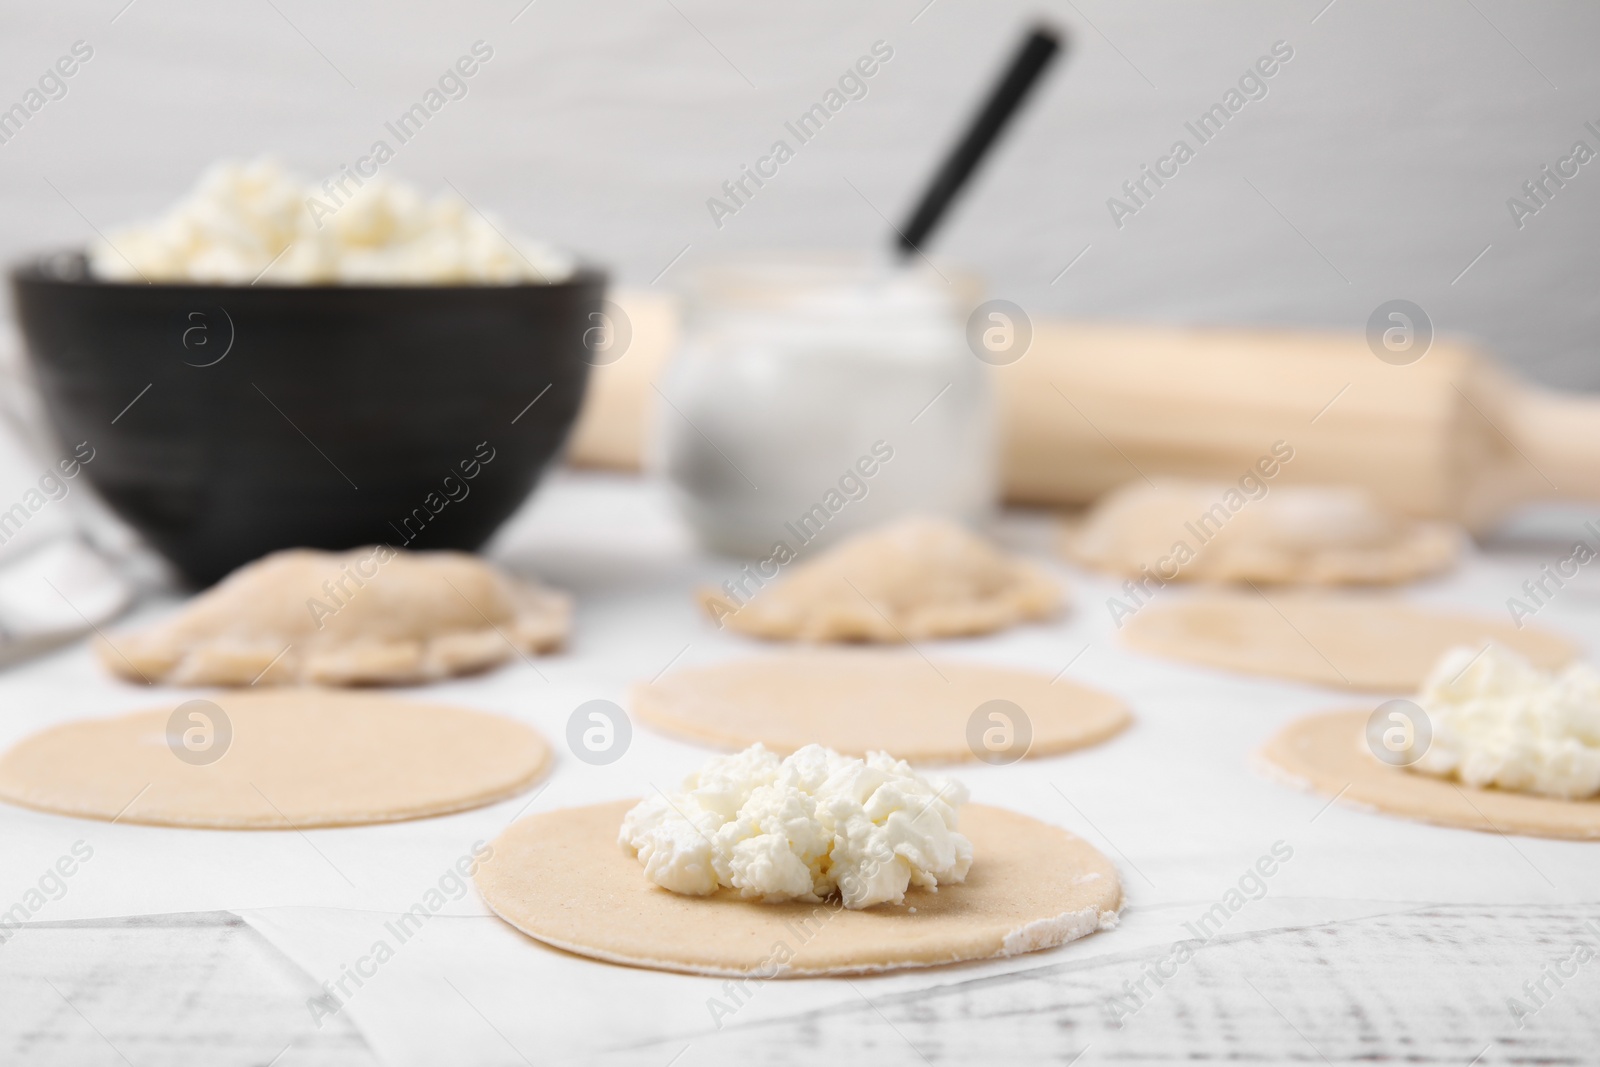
[996, 319, 1600, 530]
[568, 292, 1600, 530]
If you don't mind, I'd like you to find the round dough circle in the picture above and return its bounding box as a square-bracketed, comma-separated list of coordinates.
[0, 690, 552, 829]
[1260, 710, 1600, 840]
[633, 653, 1131, 762]
[477, 800, 1122, 977]
[1121, 593, 1576, 691]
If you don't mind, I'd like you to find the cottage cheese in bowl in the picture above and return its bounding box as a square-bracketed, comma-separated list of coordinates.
[88, 157, 574, 285]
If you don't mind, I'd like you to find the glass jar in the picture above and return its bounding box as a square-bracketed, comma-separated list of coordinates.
[653, 253, 996, 557]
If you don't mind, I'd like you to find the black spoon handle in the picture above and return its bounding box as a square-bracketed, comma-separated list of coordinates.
[896, 24, 1065, 257]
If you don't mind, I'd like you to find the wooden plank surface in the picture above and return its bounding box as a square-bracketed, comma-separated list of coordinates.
[5, 906, 1595, 1064]
[0, 912, 379, 1067]
[626, 904, 1600, 1065]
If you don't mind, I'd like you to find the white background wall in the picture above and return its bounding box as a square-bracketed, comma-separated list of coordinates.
[2, 1, 1597, 387]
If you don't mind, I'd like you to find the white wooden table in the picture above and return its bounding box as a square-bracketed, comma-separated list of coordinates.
[2, 471, 1597, 1065]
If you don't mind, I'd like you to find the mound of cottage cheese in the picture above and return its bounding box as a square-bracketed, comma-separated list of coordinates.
[89, 157, 573, 285]
[620, 744, 973, 909]
[1408, 643, 1600, 799]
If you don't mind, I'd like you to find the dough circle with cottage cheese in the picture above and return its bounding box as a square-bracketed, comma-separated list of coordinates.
[1259, 710, 1600, 839]
[633, 653, 1130, 762]
[1121, 593, 1575, 691]
[476, 800, 1122, 977]
[0, 690, 551, 829]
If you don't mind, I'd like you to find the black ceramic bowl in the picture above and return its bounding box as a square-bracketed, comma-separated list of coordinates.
[11, 253, 602, 586]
